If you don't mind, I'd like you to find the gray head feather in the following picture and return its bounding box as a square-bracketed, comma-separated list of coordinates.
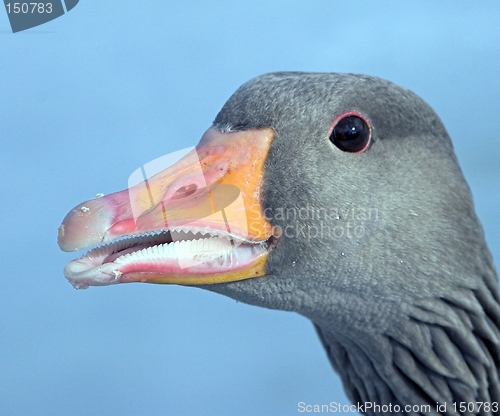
[207, 72, 499, 414]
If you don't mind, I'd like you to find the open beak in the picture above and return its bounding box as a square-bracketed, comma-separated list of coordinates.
[58, 127, 276, 289]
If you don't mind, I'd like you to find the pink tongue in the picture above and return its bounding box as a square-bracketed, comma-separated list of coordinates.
[103, 243, 158, 264]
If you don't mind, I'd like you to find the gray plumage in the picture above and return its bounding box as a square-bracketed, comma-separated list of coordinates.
[205, 73, 500, 415]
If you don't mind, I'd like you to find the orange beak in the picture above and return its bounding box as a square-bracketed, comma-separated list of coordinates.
[58, 128, 276, 288]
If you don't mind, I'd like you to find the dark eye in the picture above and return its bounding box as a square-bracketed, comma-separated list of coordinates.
[329, 113, 371, 153]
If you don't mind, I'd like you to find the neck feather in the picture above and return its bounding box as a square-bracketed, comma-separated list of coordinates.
[315, 274, 500, 415]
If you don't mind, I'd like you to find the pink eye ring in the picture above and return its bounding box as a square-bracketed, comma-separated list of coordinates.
[329, 111, 372, 153]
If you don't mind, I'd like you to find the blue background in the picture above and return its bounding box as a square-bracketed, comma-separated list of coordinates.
[1, 2, 499, 415]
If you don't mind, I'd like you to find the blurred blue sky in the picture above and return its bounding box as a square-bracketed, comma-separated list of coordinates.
[0, 2, 499, 415]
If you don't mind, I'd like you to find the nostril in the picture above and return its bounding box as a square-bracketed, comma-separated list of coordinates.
[171, 184, 197, 199]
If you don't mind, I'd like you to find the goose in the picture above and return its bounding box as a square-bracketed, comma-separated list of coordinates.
[58, 72, 500, 415]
